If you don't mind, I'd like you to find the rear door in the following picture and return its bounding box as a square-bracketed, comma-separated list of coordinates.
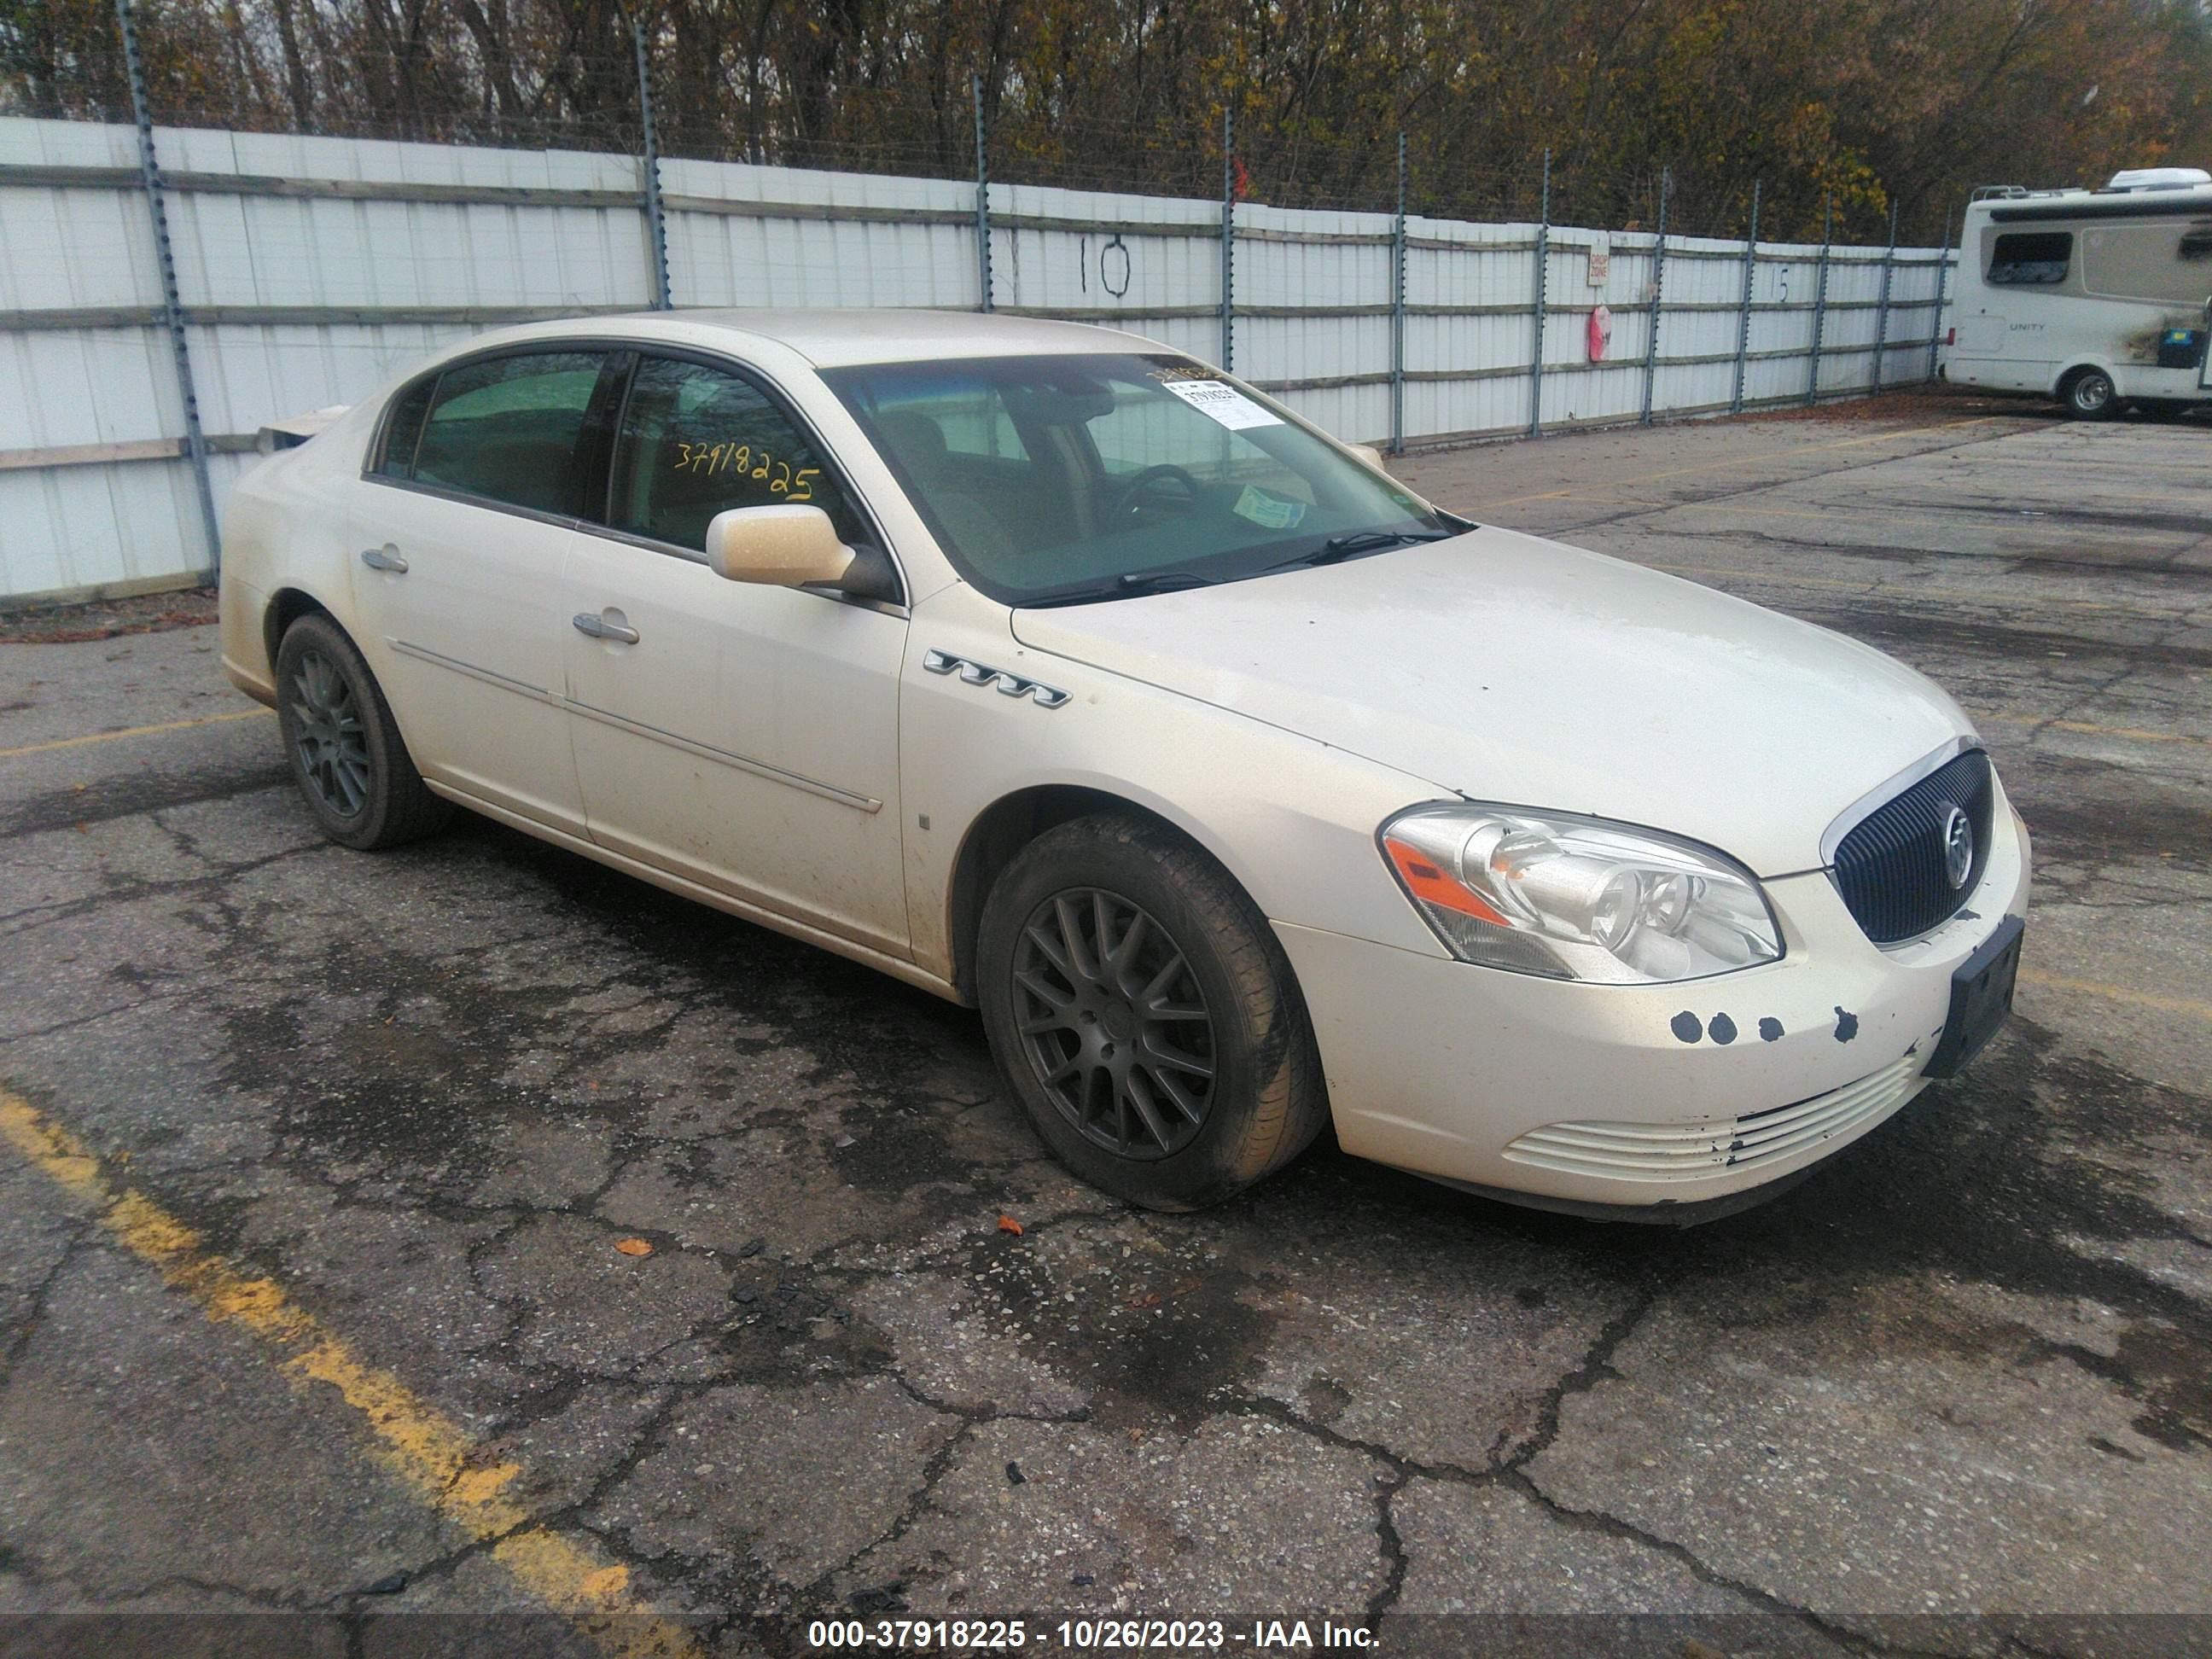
[560, 350, 911, 955]
[350, 347, 617, 836]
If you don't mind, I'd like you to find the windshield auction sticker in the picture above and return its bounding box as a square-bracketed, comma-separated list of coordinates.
[1232, 485, 1308, 530]
[1160, 378, 1282, 430]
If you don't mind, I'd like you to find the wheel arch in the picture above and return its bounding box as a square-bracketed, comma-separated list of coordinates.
[264, 584, 348, 672]
[2051, 358, 2118, 399]
[944, 783, 1273, 1004]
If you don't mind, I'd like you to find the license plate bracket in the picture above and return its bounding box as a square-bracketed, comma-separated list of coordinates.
[1923, 915, 2024, 1080]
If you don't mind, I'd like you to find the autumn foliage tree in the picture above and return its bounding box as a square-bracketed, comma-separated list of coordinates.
[4, 0, 2208, 240]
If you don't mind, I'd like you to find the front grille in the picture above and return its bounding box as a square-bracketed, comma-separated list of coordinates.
[1501, 1054, 1923, 1183]
[1832, 748, 1994, 944]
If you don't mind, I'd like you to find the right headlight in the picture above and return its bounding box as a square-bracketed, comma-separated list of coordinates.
[1379, 802, 1783, 985]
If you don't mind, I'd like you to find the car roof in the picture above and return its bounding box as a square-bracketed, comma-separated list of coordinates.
[465, 308, 1175, 370]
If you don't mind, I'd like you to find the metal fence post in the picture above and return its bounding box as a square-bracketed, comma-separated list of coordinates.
[1639, 167, 1669, 427]
[973, 74, 993, 312]
[629, 13, 672, 310]
[1530, 148, 1550, 437]
[1731, 178, 1761, 415]
[1388, 131, 1407, 454]
[1219, 108, 1235, 371]
[1871, 198, 1898, 393]
[114, 0, 221, 579]
[1807, 194, 1832, 405]
[1927, 207, 1954, 381]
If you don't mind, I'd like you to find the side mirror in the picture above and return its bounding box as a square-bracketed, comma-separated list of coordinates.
[705, 505, 854, 588]
[1346, 442, 1390, 473]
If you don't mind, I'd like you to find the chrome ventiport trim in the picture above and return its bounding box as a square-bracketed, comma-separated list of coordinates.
[923, 649, 1070, 709]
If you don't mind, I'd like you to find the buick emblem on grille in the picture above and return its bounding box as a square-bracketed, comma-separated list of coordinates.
[1941, 804, 1975, 891]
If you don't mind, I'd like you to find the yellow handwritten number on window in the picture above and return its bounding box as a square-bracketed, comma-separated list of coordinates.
[667, 444, 818, 502]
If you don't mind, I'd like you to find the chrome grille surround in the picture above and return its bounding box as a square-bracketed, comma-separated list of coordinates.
[1831, 748, 1994, 944]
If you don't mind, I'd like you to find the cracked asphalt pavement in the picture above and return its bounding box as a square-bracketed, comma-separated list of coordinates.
[1, 394, 2208, 1656]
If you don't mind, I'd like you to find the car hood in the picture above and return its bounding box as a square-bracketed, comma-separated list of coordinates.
[1010, 527, 1974, 876]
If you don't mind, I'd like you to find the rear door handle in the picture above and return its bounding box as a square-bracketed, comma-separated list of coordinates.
[360, 545, 408, 573]
[572, 611, 640, 645]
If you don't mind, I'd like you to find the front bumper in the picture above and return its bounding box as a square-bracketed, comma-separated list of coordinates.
[1277, 783, 2031, 1219]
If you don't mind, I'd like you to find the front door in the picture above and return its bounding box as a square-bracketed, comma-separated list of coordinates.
[562, 352, 910, 956]
[348, 347, 614, 835]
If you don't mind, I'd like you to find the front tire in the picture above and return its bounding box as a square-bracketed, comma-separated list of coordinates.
[2062, 368, 2117, 420]
[977, 814, 1328, 1210]
[275, 613, 451, 850]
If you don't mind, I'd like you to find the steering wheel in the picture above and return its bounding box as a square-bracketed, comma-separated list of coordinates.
[1109, 463, 1203, 518]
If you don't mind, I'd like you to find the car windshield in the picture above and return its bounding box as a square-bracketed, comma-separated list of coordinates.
[821, 352, 1455, 605]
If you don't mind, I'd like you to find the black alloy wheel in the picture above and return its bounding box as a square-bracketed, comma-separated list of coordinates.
[288, 645, 371, 820]
[273, 613, 451, 850]
[976, 812, 1329, 1210]
[1011, 887, 1217, 1160]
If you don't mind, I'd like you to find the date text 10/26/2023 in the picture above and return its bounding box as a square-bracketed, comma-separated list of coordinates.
[805, 1618, 1380, 1651]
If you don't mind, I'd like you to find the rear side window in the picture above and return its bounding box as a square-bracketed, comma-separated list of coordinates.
[401, 352, 607, 516]
[607, 355, 863, 552]
[1988, 231, 2072, 285]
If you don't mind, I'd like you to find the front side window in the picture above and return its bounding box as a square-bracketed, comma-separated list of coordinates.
[400, 351, 607, 515]
[1988, 231, 2072, 285]
[607, 355, 862, 553]
[823, 353, 1447, 605]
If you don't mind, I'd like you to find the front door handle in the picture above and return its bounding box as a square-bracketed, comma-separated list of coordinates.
[573, 611, 640, 645]
[360, 545, 408, 573]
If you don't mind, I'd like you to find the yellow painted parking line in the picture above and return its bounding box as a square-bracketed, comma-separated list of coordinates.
[1640, 561, 2179, 619]
[1523, 491, 2212, 529]
[1470, 416, 2005, 509]
[0, 706, 272, 760]
[2019, 970, 2212, 1024]
[1978, 712, 2212, 749]
[0, 1089, 702, 1659]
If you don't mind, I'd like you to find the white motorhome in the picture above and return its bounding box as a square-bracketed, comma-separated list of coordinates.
[1940, 166, 2212, 417]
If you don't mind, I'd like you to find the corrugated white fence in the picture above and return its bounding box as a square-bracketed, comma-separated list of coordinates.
[0, 115, 1953, 605]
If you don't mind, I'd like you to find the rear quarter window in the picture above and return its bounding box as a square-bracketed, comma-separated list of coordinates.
[375, 376, 437, 478]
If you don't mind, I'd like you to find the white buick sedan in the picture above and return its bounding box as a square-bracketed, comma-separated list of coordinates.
[220, 311, 2029, 1220]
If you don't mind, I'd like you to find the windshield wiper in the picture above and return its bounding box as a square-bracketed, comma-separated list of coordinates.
[1115, 569, 1220, 593]
[1022, 569, 1223, 608]
[1261, 527, 1454, 574]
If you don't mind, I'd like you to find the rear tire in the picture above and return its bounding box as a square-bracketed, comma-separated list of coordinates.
[2061, 367, 2117, 420]
[275, 613, 451, 850]
[977, 814, 1328, 1211]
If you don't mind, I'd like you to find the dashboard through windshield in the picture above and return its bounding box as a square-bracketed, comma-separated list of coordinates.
[821, 352, 1452, 605]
